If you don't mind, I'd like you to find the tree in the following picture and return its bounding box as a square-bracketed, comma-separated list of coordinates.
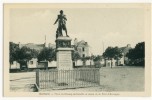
[93, 55, 102, 62]
[103, 46, 122, 60]
[16, 46, 38, 69]
[134, 42, 145, 59]
[126, 42, 145, 66]
[72, 51, 81, 67]
[9, 42, 20, 68]
[102, 46, 123, 67]
[92, 55, 101, 68]
[9, 42, 38, 67]
[31, 49, 39, 58]
[72, 51, 81, 61]
[38, 47, 56, 62]
[17, 46, 38, 61]
[9, 42, 39, 69]
[84, 56, 91, 60]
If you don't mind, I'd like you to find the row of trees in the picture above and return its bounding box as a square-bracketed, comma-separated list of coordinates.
[10, 42, 39, 68]
[10, 41, 145, 68]
[103, 46, 123, 60]
[9, 42, 125, 67]
[126, 42, 145, 66]
[102, 42, 145, 66]
[10, 42, 102, 67]
[10, 42, 86, 66]
[9, 42, 56, 68]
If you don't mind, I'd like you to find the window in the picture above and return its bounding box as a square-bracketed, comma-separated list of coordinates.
[11, 62, 13, 65]
[83, 54, 85, 58]
[78, 48, 81, 52]
[82, 47, 85, 51]
[30, 61, 33, 65]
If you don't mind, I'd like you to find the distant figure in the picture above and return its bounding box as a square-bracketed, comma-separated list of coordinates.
[54, 10, 68, 37]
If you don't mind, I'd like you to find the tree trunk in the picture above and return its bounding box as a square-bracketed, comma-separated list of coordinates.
[9, 62, 11, 72]
[111, 59, 112, 68]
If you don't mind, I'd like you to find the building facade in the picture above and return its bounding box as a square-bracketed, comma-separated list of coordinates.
[119, 44, 131, 65]
[105, 44, 131, 67]
[74, 38, 90, 58]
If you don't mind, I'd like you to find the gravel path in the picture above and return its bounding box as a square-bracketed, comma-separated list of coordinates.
[10, 72, 36, 92]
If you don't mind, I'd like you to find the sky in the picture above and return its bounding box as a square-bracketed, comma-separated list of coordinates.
[10, 7, 145, 55]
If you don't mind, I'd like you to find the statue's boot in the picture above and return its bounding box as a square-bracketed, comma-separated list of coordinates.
[66, 33, 69, 37]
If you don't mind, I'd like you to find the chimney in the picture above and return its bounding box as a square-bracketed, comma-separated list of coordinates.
[127, 44, 131, 48]
[74, 38, 78, 45]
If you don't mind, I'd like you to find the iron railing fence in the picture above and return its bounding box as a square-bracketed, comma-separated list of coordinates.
[36, 68, 100, 91]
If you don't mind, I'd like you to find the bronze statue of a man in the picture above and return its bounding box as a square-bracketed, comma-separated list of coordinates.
[54, 10, 68, 37]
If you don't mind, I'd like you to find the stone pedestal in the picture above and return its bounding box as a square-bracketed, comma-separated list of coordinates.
[56, 49, 73, 70]
[55, 36, 75, 83]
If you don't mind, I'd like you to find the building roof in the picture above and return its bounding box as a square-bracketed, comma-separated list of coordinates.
[119, 45, 132, 55]
[19, 43, 45, 51]
[48, 43, 56, 49]
[19, 43, 56, 51]
[76, 40, 89, 47]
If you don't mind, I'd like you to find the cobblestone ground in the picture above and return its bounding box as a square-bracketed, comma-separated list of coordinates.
[10, 66, 144, 92]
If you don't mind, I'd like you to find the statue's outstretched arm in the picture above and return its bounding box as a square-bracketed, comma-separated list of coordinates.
[54, 17, 58, 25]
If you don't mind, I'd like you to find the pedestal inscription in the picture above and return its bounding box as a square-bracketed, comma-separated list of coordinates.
[57, 50, 73, 70]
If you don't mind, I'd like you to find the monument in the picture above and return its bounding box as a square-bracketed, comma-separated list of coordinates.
[54, 10, 74, 83]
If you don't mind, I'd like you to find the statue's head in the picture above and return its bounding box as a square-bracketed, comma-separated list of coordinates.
[60, 10, 63, 14]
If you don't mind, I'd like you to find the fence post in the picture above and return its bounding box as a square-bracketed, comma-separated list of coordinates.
[98, 68, 101, 86]
[36, 69, 39, 91]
